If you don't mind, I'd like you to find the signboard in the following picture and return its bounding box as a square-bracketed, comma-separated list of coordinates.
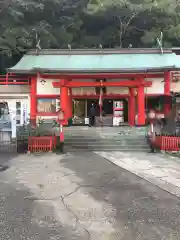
[56, 99, 60, 112]
[113, 101, 124, 126]
[11, 112, 16, 139]
[21, 102, 28, 125]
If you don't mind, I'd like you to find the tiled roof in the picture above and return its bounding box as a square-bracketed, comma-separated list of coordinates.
[7, 49, 180, 73]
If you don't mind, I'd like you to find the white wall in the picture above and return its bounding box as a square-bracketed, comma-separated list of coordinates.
[37, 78, 129, 95]
[107, 78, 165, 95]
[37, 78, 96, 95]
[0, 85, 30, 93]
[36, 78, 166, 96]
[0, 93, 29, 98]
[145, 78, 164, 94]
[72, 87, 95, 95]
[106, 87, 128, 94]
[37, 78, 60, 95]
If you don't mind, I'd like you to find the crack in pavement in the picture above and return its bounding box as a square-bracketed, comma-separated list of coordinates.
[24, 184, 94, 201]
[60, 195, 91, 240]
[5, 154, 121, 239]
[24, 184, 94, 239]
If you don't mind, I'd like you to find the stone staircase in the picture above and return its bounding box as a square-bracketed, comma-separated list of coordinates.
[63, 126, 149, 152]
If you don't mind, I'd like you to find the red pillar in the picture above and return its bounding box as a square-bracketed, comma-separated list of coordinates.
[128, 88, 135, 126]
[164, 71, 171, 115]
[30, 76, 37, 126]
[67, 88, 73, 118]
[60, 81, 69, 124]
[137, 85, 145, 125]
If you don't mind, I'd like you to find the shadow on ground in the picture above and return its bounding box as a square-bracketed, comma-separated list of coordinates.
[60, 152, 180, 239]
[0, 153, 19, 173]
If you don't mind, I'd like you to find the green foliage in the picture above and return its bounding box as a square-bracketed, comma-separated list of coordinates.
[0, 0, 180, 62]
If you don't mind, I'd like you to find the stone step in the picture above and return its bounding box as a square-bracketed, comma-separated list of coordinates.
[65, 138, 146, 141]
[65, 138, 147, 143]
[65, 143, 147, 146]
[64, 136, 145, 139]
[65, 142, 147, 146]
[65, 140, 146, 143]
[63, 144, 149, 152]
[63, 127, 147, 133]
[64, 134, 146, 137]
[64, 147, 149, 152]
[64, 131, 146, 136]
[64, 131, 146, 135]
[61, 126, 148, 152]
[64, 140, 149, 151]
[64, 147, 149, 151]
[65, 150, 149, 152]
[64, 133, 146, 137]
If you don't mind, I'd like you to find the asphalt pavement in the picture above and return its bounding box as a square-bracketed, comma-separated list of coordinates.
[0, 152, 180, 239]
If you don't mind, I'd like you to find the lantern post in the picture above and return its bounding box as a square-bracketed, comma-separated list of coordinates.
[148, 110, 156, 140]
[57, 109, 65, 152]
[99, 79, 103, 127]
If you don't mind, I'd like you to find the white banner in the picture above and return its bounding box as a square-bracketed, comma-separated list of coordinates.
[8, 101, 16, 139]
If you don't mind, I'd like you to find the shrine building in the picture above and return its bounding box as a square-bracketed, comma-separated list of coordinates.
[1, 48, 180, 127]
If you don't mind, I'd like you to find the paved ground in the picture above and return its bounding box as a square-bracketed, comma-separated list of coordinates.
[1, 152, 180, 239]
[95, 151, 180, 198]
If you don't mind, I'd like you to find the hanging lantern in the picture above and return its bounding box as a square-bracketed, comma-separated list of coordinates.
[40, 79, 46, 85]
[148, 110, 156, 120]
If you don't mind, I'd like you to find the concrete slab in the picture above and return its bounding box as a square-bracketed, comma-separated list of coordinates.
[1, 152, 180, 239]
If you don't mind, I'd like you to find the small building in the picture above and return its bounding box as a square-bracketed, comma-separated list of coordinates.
[2, 48, 180, 127]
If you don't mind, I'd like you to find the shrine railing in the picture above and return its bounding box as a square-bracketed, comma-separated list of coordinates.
[0, 74, 30, 85]
[153, 134, 180, 151]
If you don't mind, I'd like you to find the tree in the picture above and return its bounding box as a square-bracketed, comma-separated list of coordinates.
[0, 0, 12, 12]
[140, 0, 180, 46]
[0, 0, 83, 54]
[0, 0, 180, 59]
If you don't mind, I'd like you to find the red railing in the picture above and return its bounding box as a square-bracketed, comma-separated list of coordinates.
[28, 136, 57, 153]
[161, 136, 180, 151]
[0, 74, 30, 85]
[154, 135, 180, 151]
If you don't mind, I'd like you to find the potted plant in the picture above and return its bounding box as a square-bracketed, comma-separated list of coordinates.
[19, 118, 56, 153]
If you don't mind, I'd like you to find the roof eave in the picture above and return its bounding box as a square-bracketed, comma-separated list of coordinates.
[7, 66, 178, 74]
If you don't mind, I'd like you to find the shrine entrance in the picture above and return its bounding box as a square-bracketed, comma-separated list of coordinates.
[73, 99, 86, 125]
[52, 77, 152, 127]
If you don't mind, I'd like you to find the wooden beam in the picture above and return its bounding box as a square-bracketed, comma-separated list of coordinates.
[52, 80, 152, 88]
[36, 94, 129, 99]
[41, 73, 163, 80]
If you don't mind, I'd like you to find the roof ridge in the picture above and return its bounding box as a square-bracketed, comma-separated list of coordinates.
[26, 48, 173, 55]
